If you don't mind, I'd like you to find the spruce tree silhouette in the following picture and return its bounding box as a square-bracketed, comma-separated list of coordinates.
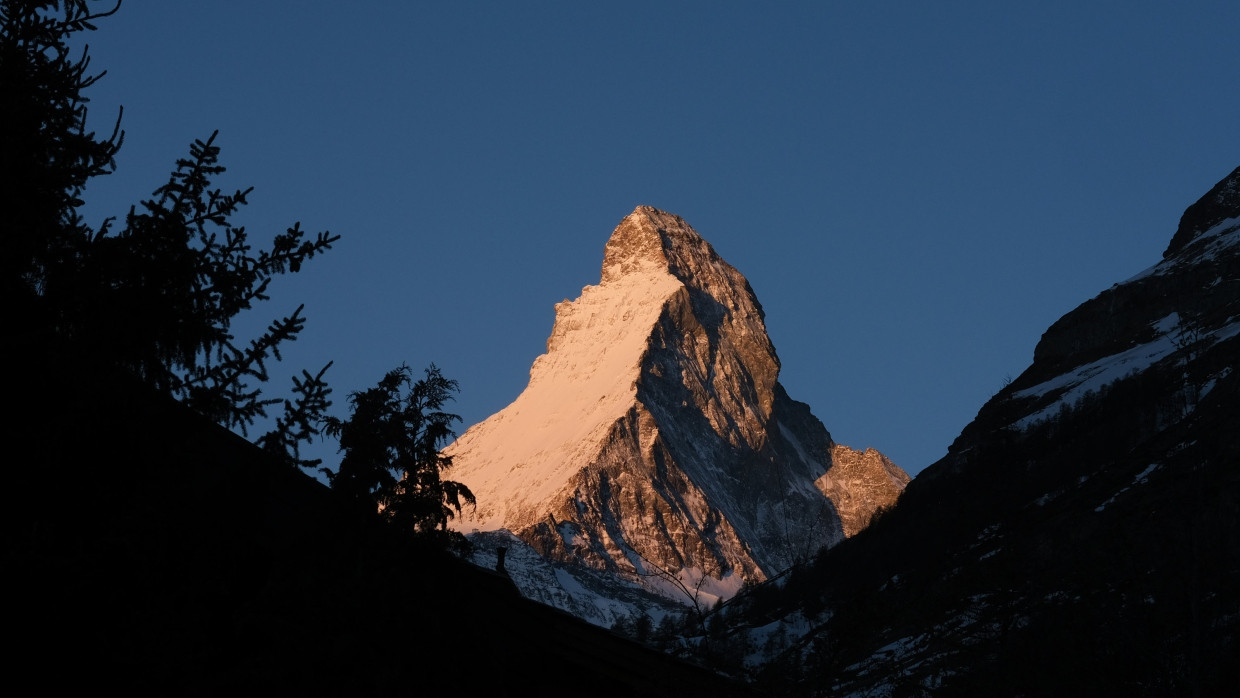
[323, 364, 476, 547]
[3, 0, 123, 327]
[2, 1, 337, 462]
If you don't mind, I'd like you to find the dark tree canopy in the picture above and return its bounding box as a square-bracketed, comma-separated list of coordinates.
[4, 3, 477, 542]
[74, 131, 339, 430]
[2, 1, 338, 455]
[324, 364, 476, 544]
[2, 0, 123, 315]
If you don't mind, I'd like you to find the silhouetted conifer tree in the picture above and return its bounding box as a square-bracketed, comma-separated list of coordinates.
[74, 131, 338, 430]
[3, 1, 337, 459]
[633, 612, 654, 644]
[323, 364, 475, 547]
[654, 612, 680, 649]
[258, 362, 334, 469]
[2, 0, 122, 320]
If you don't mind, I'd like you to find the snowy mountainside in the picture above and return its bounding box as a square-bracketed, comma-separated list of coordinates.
[463, 531, 688, 629]
[446, 206, 907, 618]
[997, 178, 1240, 438]
[725, 165, 1240, 696]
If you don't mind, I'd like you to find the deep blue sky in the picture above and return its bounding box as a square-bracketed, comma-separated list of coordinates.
[77, 2, 1239, 476]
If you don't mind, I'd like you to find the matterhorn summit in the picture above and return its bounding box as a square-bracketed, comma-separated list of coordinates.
[448, 206, 907, 602]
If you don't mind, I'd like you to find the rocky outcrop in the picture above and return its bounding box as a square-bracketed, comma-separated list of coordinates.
[817, 445, 910, 537]
[446, 206, 907, 600]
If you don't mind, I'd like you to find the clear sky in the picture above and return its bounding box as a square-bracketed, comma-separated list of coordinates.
[76, 1, 1239, 477]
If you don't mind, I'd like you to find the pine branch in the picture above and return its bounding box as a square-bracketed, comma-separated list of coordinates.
[258, 361, 334, 469]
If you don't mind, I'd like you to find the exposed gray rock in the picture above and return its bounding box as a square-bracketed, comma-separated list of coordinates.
[817, 445, 911, 537]
[447, 206, 907, 608]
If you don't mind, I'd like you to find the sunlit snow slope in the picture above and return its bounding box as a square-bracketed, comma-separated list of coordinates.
[446, 207, 908, 600]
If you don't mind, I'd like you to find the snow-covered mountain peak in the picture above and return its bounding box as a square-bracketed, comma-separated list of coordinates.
[602, 207, 767, 322]
[601, 206, 727, 286]
[599, 206, 674, 283]
[446, 207, 907, 616]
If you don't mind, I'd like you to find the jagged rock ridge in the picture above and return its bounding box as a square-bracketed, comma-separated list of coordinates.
[447, 206, 906, 601]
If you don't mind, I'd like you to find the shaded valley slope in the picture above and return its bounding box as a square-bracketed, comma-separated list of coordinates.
[734, 166, 1240, 696]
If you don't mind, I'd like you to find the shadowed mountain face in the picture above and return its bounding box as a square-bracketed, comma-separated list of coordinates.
[736, 167, 1240, 696]
[446, 206, 906, 606]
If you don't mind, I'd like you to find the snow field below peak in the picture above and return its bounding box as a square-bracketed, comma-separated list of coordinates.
[447, 270, 686, 531]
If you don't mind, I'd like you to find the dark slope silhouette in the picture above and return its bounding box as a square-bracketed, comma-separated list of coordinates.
[9, 348, 758, 697]
[733, 166, 1240, 696]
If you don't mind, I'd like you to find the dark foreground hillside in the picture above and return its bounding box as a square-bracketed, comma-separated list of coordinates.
[740, 167, 1240, 696]
[8, 349, 756, 697]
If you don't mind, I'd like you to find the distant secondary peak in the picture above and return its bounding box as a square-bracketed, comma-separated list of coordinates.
[601, 205, 726, 285]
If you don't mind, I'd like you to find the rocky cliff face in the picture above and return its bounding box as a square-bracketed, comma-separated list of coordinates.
[447, 206, 906, 602]
[817, 445, 911, 537]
